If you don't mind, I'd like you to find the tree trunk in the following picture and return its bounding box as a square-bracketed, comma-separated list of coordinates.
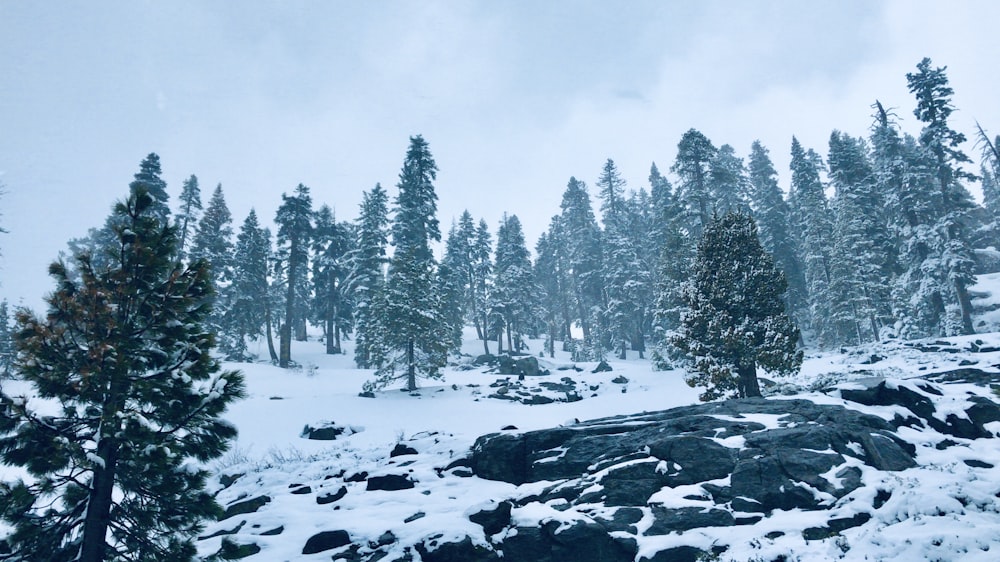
[265, 303, 279, 363]
[406, 339, 416, 391]
[954, 278, 976, 335]
[506, 320, 514, 354]
[295, 318, 308, 342]
[334, 324, 342, 354]
[79, 439, 118, 562]
[737, 362, 761, 398]
[326, 317, 336, 354]
[474, 317, 484, 341]
[497, 326, 503, 355]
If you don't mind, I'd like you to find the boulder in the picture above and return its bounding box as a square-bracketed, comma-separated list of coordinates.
[302, 530, 351, 555]
[367, 474, 415, 491]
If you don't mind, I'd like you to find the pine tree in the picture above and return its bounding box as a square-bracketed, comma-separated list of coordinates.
[129, 153, 170, 223]
[174, 175, 202, 261]
[352, 184, 390, 369]
[826, 131, 894, 343]
[788, 137, 839, 347]
[907, 57, 978, 335]
[747, 141, 807, 330]
[650, 163, 693, 365]
[377, 136, 448, 391]
[0, 187, 245, 562]
[709, 144, 750, 215]
[439, 212, 478, 352]
[471, 219, 494, 355]
[597, 159, 644, 359]
[534, 218, 570, 358]
[226, 209, 272, 360]
[671, 129, 718, 238]
[491, 214, 536, 354]
[312, 205, 354, 355]
[558, 176, 604, 356]
[190, 184, 234, 292]
[672, 212, 801, 401]
[274, 184, 313, 368]
[0, 300, 12, 377]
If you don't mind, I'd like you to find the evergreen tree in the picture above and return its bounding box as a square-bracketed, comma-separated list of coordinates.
[471, 219, 494, 355]
[597, 159, 644, 358]
[312, 205, 354, 355]
[490, 214, 536, 354]
[650, 163, 693, 365]
[671, 129, 718, 238]
[190, 184, 234, 292]
[129, 153, 170, 223]
[907, 57, 978, 335]
[534, 218, 570, 358]
[352, 184, 390, 369]
[226, 209, 271, 361]
[827, 131, 894, 343]
[788, 137, 839, 347]
[747, 141, 807, 329]
[0, 187, 244, 561]
[439, 212, 478, 352]
[0, 300, 12, 376]
[274, 184, 313, 368]
[377, 135, 448, 391]
[174, 175, 202, 261]
[672, 212, 801, 401]
[709, 144, 750, 215]
[558, 176, 604, 356]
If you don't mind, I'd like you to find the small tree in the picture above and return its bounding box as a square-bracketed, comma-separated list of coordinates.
[672, 212, 801, 401]
[0, 187, 245, 561]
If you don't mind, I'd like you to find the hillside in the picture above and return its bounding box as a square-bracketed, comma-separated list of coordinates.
[191, 323, 1000, 560]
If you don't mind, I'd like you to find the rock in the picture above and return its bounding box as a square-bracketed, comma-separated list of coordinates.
[473, 354, 498, 367]
[301, 422, 356, 441]
[644, 507, 734, 534]
[290, 485, 311, 495]
[497, 355, 549, 377]
[302, 530, 352, 555]
[404, 511, 426, 523]
[344, 471, 368, 482]
[640, 545, 710, 562]
[259, 525, 283, 536]
[317, 486, 347, 505]
[469, 501, 513, 535]
[502, 520, 635, 562]
[591, 361, 613, 373]
[221, 495, 271, 520]
[612, 375, 629, 384]
[218, 537, 260, 560]
[367, 474, 415, 491]
[390, 443, 418, 457]
[415, 537, 499, 562]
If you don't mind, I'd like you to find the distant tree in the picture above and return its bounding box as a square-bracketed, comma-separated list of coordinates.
[672, 212, 801, 401]
[650, 162, 693, 346]
[352, 184, 391, 369]
[471, 219, 494, 354]
[597, 159, 644, 358]
[174, 175, 202, 261]
[709, 144, 751, 215]
[907, 57, 978, 335]
[274, 184, 313, 368]
[439, 212, 478, 352]
[129, 153, 170, 222]
[190, 184, 234, 292]
[747, 140, 807, 329]
[827, 131, 894, 343]
[788, 137, 839, 347]
[534, 218, 570, 358]
[312, 205, 355, 354]
[0, 300, 12, 376]
[558, 176, 604, 356]
[376, 136, 449, 391]
[671, 129, 718, 238]
[0, 187, 244, 561]
[226, 209, 272, 361]
[490, 213, 536, 353]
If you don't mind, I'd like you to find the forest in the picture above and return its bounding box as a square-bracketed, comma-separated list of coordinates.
[3, 57, 999, 394]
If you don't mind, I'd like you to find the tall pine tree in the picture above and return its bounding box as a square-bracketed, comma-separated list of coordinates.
[274, 184, 313, 368]
[377, 136, 448, 391]
[226, 209, 272, 361]
[0, 186, 244, 561]
[352, 184, 391, 369]
[174, 175, 202, 262]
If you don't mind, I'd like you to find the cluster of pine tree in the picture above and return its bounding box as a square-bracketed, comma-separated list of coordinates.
[14, 59, 1000, 398]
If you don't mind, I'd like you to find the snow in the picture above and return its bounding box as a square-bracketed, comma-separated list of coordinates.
[7, 283, 1000, 560]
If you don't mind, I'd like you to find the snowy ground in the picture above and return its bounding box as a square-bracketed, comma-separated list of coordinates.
[190, 325, 1000, 562]
[4, 278, 1000, 560]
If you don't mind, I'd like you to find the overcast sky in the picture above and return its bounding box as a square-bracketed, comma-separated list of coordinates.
[2, 1, 999, 311]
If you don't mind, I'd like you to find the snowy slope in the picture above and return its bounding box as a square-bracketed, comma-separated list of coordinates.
[196, 325, 1000, 562]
